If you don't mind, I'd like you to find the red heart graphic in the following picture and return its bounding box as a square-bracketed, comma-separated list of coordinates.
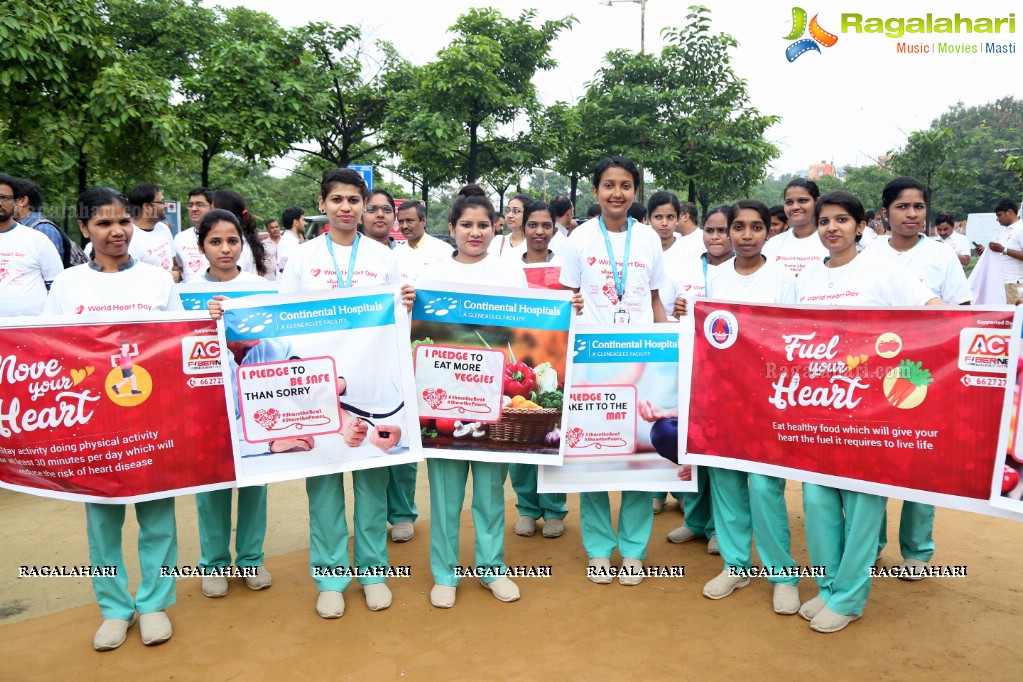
[586, 257, 597, 266]
[311, 269, 321, 277]
[253, 408, 281, 430]
[566, 427, 583, 448]
[683, 285, 692, 292]
[0, 268, 8, 282]
[189, 259, 202, 271]
[601, 282, 619, 305]
[74, 305, 85, 315]
[422, 388, 446, 409]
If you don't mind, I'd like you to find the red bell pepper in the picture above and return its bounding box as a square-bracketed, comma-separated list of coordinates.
[504, 362, 536, 398]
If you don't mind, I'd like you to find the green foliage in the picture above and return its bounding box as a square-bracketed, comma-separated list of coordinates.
[888, 127, 974, 215]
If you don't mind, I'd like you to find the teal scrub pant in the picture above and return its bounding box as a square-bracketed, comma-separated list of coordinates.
[878, 501, 935, 561]
[709, 469, 797, 584]
[803, 484, 885, 617]
[352, 467, 389, 585]
[306, 473, 352, 592]
[386, 462, 419, 525]
[510, 463, 567, 520]
[580, 491, 653, 560]
[679, 467, 715, 538]
[85, 499, 177, 620]
[428, 458, 508, 586]
[196, 486, 267, 569]
[653, 491, 684, 503]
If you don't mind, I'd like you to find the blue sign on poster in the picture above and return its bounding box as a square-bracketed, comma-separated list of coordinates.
[348, 164, 374, 190]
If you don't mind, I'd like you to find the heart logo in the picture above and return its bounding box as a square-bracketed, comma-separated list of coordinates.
[601, 282, 619, 305]
[0, 268, 8, 282]
[566, 427, 583, 448]
[846, 354, 869, 371]
[253, 408, 281, 430]
[311, 268, 321, 277]
[71, 366, 95, 386]
[422, 388, 446, 409]
[586, 257, 597, 266]
[683, 285, 692, 291]
[74, 305, 85, 315]
[189, 259, 202, 271]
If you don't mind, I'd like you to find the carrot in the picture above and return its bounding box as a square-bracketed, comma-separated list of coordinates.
[886, 360, 934, 407]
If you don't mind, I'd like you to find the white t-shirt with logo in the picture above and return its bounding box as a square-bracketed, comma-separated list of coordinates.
[796, 251, 936, 306]
[395, 234, 453, 284]
[675, 229, 704, 261]
[762, 229, 829, 277]
[658, 241, 708, 318]
[559, 219, 666, 324]
[935, 231, 971, 258]
[173, 227, 209, 283]
[128, 222, 175, 273]
[490, 230, 567, 263]
[277, 234, 401, 294]
[0, 223, 64, 315]
[867, 235, 972, 304]
[276, 229, 302, 273]
[708, 258, 797, 305]
[419, 253, 527, 288]
[44, 261, 182, 316]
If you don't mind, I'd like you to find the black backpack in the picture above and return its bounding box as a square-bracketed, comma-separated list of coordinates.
[21, 214, 88, 269]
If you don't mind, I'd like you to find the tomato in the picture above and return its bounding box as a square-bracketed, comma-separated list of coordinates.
[434, 418, 459, 437]
[1002, 465, 1020, 494]
[419, 417, 434, 429]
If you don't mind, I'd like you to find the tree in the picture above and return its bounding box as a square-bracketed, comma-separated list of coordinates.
[842, 163, 894, 211]
[388, 8, 576, 185]
[888, 127, 974, 216]
[178, 7, 323, 186]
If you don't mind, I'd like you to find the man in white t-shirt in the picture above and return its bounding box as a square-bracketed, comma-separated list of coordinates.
[394, 201, 452, 283]
[933, 213, 971, 267]
[0, 173, 63, 315]
[128, 183, 179, 282]
[976, 199, 1023, 303]
[674, 201, 703, 259]
[550, 196, 576, 237]
[174, 187, 213, 282]
[276, 206, 306, 273]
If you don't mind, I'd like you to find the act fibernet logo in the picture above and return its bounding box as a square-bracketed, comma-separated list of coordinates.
[784, 7, 1017, 60]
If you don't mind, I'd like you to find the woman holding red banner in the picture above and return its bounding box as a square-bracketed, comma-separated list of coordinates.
[559, 156, 668, 587]
[44, 187, 181, 651]
[795, 190, 942, 633]
[866, 176, 972, 579]
[418, 184, 527, 608]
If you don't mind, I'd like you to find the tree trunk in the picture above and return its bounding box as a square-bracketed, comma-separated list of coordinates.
[467, 123, 479, 183]
[688, 178, 696, 206]
[569, 174, 579, 208]
[77, 146, 88, 197]
[421, 181, 429, 206]
[201, 151, 212, 188]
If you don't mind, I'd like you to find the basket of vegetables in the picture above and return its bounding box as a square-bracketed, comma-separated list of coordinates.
[488, 352, 564, 444]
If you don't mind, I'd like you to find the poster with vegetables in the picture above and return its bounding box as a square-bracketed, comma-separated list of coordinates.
[411, 282, 574, 465]
[686, 301, 1019, 516]
[220, 287, 422, 486]
[538, 324, 697, 493]
[991, 330, 1023, 515]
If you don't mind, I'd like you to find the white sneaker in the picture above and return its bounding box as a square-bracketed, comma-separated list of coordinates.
[93, 614, 136, 651]
[772, 583, 801, 615]
[514, 516, 537, 536]
[139, 611, 172, 646]
[364, 583, 392, 611]
[619, 558, 644, 586]
[202, 575, 228, 598]
[316, 590, 345, 619]
[653, 497, 665, 514]
[707, 535, 720, 555]
[244, 566, 272, 591]
[542, 517, 565, 538]
[798, 596, 826, 621]
[666, 525, 697, 544]
[587, 557, 613, 584]
[702, 570, 749, 599]
[391, 521, 415, 543]
[897, 557, 930, 581]
[483, 576, 520, 602]
[430, 584, 456, 608]
[810, 606, 860, 633]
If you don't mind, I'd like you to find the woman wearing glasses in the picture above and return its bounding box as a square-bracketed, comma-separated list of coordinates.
[362, 190, 398, 248]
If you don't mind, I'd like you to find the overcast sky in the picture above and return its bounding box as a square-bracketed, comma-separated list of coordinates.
[213, 0, 1022, 181]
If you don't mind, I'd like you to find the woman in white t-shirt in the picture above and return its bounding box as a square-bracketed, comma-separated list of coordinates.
[192, 209, 274, 603]
[519, 200, 564, 291]
[277, 168, 411, 620]
[795, 190, 941, 634]
[694, 200, 802, 614]
[418, 185, 526, 609]
[44, 187, 181, 651]
[559, 156, 668, 587]
[763, 178, 828, 277]
[869, 176, 970, 582]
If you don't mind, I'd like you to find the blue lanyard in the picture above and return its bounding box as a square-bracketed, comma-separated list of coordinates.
[598, 215, 633, 301]
[700, 253, 711, 299]
[324, 232, 360, 288]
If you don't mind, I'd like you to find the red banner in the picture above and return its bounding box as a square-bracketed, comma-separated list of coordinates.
[686, 302, 1016, 513]
[0, 316, 235, 502]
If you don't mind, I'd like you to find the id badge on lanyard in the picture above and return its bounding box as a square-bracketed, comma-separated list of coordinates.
[614, 309, 630, 325]
[599, 215, 633, 324]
